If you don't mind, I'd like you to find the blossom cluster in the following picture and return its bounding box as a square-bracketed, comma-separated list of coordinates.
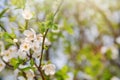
[0, 28, 56, 80]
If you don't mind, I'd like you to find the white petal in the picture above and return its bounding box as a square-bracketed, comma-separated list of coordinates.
[18, 76, 25, 80]
[22, 9, 33, 20]
[0, 59, 6, 72]
[50, 70, 55, 75]
[45, 70, 50, 75]
[23, 30, 32, 37]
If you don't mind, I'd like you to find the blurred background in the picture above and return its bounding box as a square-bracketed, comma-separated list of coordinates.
[0, 0, 120, 80]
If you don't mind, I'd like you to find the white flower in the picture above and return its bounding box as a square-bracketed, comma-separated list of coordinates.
[20, 42, 31, 52]
[36, 34, 43, 43]
[0, 59, 6, 72]
[13, 38, 18, 43]
[25, 69, 35, 80]
[42, 64, 56, 75]
[22, 9, 33, 20]
[23, 28, 36, 41]
[8, 45, 18, 53]
[2, 50, 16, 62]
[116, 36, 120, 44]
[32, 41, 41, 52]
[17, 50, 27, 59]
[18, 76, 25, 80]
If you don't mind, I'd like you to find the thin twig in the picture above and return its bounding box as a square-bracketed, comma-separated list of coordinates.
[37, 1, 63, 80]
[0, 24, 7, 32]
[39, 28, 49, 67]
[35, 62, 45, 80]
[53, 0, 63, 17]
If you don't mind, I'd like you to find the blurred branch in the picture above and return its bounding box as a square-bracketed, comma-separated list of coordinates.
[53, 0, 64, 17]
[0, 24, 7, 32]
[88, 1, 117, 37]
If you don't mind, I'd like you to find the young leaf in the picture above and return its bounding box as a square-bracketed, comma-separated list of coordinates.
[0, 8, 9, 18]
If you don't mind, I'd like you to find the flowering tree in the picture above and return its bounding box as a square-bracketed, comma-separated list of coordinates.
[0, 0, 120, 80]
[0, 0, 63, 80]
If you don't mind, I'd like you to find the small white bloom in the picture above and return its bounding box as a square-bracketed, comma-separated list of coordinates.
[8, 45, 18, 53]
[20, 42, 31, 51]
[17, 50, 27, 59]
[36, 34, 43, 43]
[42, 64, 56, 75]
[32, 41, 41, 58]
[18, 76, 25, 80]
[0, 59, 6, 72]
[13, 38, 18, 43]
[22, 9, 33, 20]
[116, 37, 120, 44]
[25, 69, 35, 80]
[32, 41, 41, 52]
[23, 28, 36, 41]
[3, 50, 15, 62]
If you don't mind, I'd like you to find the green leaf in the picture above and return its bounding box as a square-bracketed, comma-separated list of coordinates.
[38, 22, 46, 33]
[10, 58, 19, 69]
[30, 59, 34, 66]
[46, 13, 54, 21]
[55, 66, 69, 80]
[52, 24, 58, 30]
[0, 8, 9, 18]
[63, 20, 74, 34]
[3, 32, 11, 39]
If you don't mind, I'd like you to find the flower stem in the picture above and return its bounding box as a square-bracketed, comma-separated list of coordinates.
[25, 20, 29, 29]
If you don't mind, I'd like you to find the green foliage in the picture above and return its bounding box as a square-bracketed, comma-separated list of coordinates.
[55, 66, 69, 80]
[63, 20, 74, 35]
[30, 59, 34, 66]
[10, 58, 19, 69]
[11, 0, 26, 8]
[0, 8, 9, 18]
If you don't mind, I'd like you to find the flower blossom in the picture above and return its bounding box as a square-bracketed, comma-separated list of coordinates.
[20, 42, 31, 52]
[25, 69, 35, 80]
[22, 9, 33, 20]
[0, 59, 6, 72]
[23, 28, 36, 41]
[42, 64, 56, 75]
[3, 46, 17, 62]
